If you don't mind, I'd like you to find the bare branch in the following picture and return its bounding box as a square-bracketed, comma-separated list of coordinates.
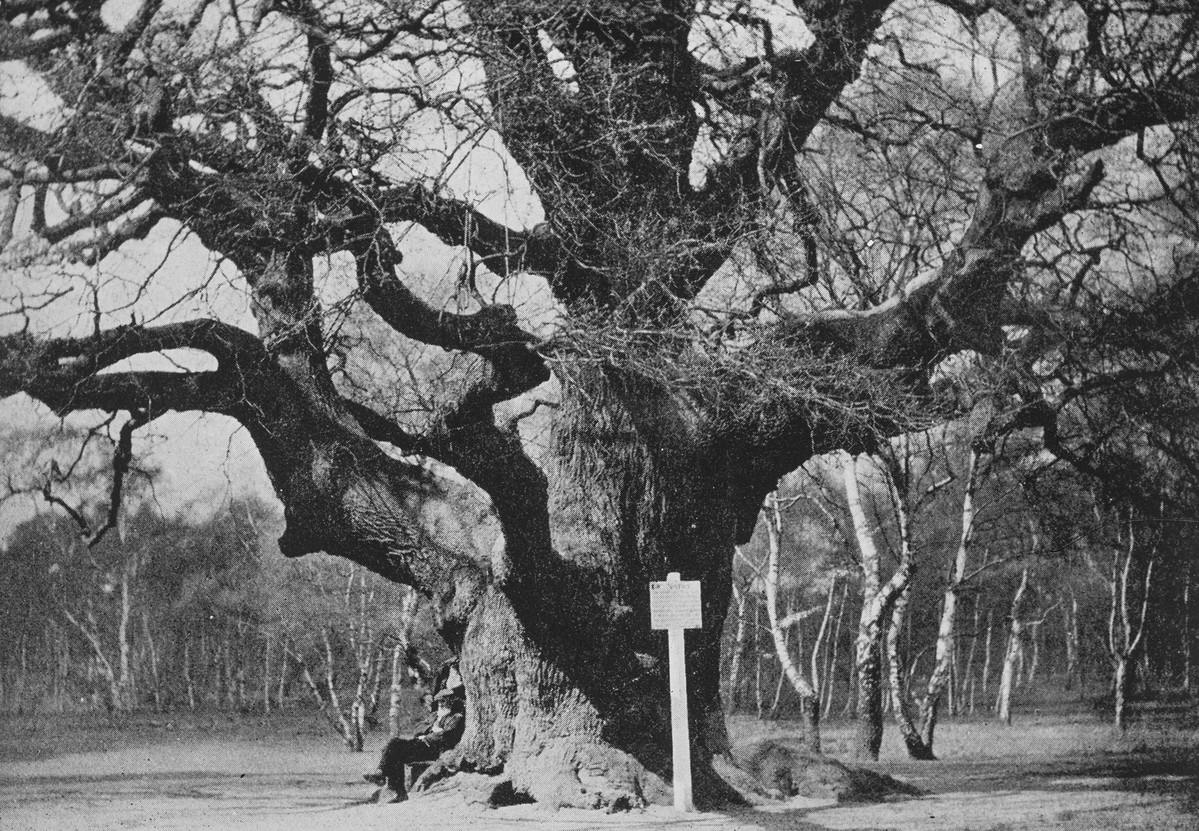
[113, 0, 165, 64]
[376, 183, 562, 275]
[40, 191, 152, 246]
[86, 410, 149, 548]
[352, 227, 549, 402]
[341, 399, 419, 454]
[0, 21, 74, 59]
[297, 0, 334, 141]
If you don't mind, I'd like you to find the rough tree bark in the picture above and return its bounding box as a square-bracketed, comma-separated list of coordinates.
[2, 0, 1197, 809]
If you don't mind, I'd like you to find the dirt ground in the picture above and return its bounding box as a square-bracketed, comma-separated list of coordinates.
[1, 712, 1196, 831]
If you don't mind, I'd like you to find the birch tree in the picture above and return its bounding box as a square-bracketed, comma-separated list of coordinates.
[843, 452, 911, 761]
[995, 567, 1030, 725]
[915, 446, 985, 747]
[762, 492, 822, 750]
[1103, 510, 1157, 731]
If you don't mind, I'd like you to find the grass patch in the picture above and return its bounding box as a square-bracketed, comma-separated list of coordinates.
[728, 707, 1199, 765]
[0, 710, 337, 764]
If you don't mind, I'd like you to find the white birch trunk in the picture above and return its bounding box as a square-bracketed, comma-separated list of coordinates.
[822, 581, 849, 717]
[764, 495, 820, 750]
[1105, 512, 1156, 731]
[140, 612, 160, 711]
[918, 448, 980, 748]
[995, 569, 1029, 725]
[1184, 566, 1192, 695]
[726, 575, 750, 712]
[1063, 592, 1079, 692]
[844, 452, 911, 761]
[980, 608, 994, 710]
[887, 586, 934, 758]
[389, 643, 404, 738]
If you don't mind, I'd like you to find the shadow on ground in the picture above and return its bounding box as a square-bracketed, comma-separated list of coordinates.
[1, 711, 1197, 831]
[2, 748, 1196, 831]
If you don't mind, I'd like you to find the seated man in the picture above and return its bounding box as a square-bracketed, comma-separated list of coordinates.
[433, 657, 463, 704]
[365, 688, 465, 802]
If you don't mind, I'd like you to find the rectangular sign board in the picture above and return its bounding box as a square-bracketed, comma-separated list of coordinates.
[650, 578, 702, 630]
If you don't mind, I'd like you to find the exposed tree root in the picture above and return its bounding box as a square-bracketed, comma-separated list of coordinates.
[409, 744, 756, 811]
[731, 739, 923, 802]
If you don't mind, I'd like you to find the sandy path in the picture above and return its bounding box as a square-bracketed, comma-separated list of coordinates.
[1, 741, 1195, 831]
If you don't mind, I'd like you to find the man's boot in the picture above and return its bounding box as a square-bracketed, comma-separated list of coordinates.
[383, 776, 408, 803]
[363, 769, 386, 786]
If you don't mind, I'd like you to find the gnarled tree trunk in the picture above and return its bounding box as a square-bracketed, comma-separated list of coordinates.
[445, 381, 745, 807]
[217, 358, 762, 805]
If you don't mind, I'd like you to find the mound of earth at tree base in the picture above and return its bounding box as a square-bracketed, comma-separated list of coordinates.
[376, 744, 922, 810]
[410, 767, 732, 812]
[731, 739, 924, 802]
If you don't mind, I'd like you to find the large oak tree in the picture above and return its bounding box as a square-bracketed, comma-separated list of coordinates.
[2, 0, 1197, 808]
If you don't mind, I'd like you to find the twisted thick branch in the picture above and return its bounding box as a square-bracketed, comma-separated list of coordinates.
[0, 319, 267, 416]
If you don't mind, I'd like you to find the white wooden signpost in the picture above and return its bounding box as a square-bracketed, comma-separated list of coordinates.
[650, 571, 702, 813]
